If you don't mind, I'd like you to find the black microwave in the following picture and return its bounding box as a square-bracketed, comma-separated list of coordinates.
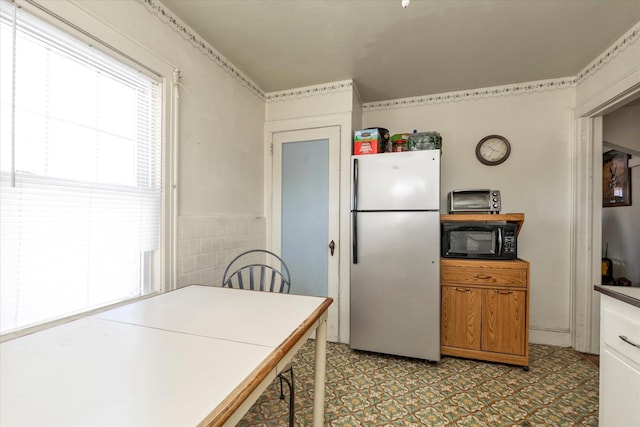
[441, 222, 518, 260]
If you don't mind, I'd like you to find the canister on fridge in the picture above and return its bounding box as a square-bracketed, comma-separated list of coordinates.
[407, 131, 442, 150]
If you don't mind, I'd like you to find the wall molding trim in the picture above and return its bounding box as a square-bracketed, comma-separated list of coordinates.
[362, 77, 577, 111]
[138, 0, 266, 100]
[138, 0, 638, 111]
[265, 80, 354, 103]
[576, 22, 640, 86]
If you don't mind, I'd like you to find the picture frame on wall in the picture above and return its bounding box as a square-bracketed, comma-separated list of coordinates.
[603, 149, 632, 207]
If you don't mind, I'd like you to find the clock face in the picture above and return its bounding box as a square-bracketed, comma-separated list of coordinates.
[476, 135, 511, 165]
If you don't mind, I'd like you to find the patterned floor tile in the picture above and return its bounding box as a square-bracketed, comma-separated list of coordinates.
[236, 341, 598, 426]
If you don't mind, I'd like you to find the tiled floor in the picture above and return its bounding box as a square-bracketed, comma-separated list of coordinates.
[238, 341, 599, 426]
[580, 353, 600, 368]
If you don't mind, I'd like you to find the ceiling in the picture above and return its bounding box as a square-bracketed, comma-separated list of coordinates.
[161, 0, 640, 103]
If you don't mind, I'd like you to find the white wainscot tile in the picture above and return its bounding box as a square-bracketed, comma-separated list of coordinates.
[216, 252, 227, 267]
[213, 265, 226, 284]
[220, 237, 231, 250]
[178, 274, 189, 288]
[218, 222, 230, 236]
[195, 222, 207, 238]
[237, 234, 253, 247]
[187, 271, 200, 286]
[237, 221, 248, 235]
[178, 240, 189, 257]
[196, 254, 207, 269]
[211, 237, 222, 251]
[207, 253, 217, 268]
[206, 222, 217, 237]
[188, 239, 200, 256]
[201, 267, 214, 285]
[200, 237, 212, 253]
[181, 221, 195, 240]
[181, 255, 196, 274]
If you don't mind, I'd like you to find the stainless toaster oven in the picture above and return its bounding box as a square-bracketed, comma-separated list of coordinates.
[447, 189, 501, 214]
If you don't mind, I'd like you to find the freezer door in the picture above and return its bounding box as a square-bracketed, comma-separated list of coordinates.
[352, 150, 440, 211]
[350, 211, 441, 361]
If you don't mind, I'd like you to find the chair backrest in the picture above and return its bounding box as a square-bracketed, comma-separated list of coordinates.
[222, 249, 291, 294]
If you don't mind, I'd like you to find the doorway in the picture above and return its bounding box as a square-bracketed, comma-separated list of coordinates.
[271, 127, 340, 341]
[573, 87, 640, 354]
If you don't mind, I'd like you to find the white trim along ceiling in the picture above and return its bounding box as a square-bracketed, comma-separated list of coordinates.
[140, 0, 639, 106]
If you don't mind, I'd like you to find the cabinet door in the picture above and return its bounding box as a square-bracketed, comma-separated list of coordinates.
[441, 286, 481, 350]
[481, 289, 526, 355]
[600, 347, 640, 426]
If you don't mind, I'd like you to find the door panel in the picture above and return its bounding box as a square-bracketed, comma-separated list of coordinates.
[281, 139, 328, 297]
[353, 150, 440, 211]
[272, 127, 340, 341]
[481, 289, 526, 355]
[441, 286, 481, 350]
[350, 211, 440, 360]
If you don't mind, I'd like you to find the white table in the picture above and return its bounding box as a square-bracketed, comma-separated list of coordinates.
[0, 285, 333, 426]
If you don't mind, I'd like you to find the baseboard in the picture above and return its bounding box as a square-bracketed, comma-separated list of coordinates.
[529, 328, 572, 347]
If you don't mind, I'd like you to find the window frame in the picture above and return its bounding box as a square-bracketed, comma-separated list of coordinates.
[0, 0, 178, 341]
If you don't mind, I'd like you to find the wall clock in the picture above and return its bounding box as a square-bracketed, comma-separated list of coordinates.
[475, 135, 511, 166]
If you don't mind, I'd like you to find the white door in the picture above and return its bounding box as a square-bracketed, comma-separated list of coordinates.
[272, 127, 340, 342]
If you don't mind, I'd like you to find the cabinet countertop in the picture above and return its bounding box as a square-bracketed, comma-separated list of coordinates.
[595, 285, 640, 309]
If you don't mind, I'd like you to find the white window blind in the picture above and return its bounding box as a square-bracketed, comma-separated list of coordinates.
[0, 0, 163, 334]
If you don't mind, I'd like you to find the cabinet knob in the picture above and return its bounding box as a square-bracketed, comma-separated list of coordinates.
[494, 290, 513, 295]
[473, 274, 492, 280]
[453, 287, 470, 292]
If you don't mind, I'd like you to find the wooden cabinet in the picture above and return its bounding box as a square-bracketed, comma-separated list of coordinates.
[440, 258, 530, 368]
[441, 286, 481, 350]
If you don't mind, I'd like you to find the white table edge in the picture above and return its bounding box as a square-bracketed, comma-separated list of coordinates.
[198, 297, 333, 427]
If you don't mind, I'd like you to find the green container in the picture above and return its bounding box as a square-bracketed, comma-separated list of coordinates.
[407, 132, 442, 150]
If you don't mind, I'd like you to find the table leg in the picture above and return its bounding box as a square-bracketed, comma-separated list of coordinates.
[312, 318, 327, 427]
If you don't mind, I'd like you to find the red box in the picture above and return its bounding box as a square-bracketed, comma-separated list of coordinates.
[353, 129, 387, 155]
[354, 140, 382, 155]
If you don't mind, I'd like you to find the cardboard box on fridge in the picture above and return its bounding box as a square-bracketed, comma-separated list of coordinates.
[353, 128, 389, 155]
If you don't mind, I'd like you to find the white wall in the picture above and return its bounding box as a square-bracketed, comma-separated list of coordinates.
[363, 86, 575, 345]
[42, 0, 269, 288]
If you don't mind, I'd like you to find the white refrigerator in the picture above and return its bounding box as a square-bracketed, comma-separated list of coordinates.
[350, 149, 441, 361]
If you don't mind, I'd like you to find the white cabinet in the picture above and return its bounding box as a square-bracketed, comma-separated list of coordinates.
[599, 293, 640, 427]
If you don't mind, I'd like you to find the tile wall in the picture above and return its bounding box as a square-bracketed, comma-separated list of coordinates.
[177, 215, 266, 287]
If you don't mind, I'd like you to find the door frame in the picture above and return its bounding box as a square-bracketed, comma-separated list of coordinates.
[572, 82, 640, 353]
[264, 113, 353, 343]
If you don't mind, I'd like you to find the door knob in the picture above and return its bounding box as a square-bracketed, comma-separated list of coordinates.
[329, 240, 335, 256]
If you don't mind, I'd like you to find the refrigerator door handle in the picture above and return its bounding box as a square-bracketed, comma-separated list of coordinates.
[352, 211, 358, 264]
[352, 158, 359, 264]
[353, 158, 359, 211]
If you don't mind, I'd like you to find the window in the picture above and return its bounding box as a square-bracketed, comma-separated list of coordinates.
[0, 0, 165, 334]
